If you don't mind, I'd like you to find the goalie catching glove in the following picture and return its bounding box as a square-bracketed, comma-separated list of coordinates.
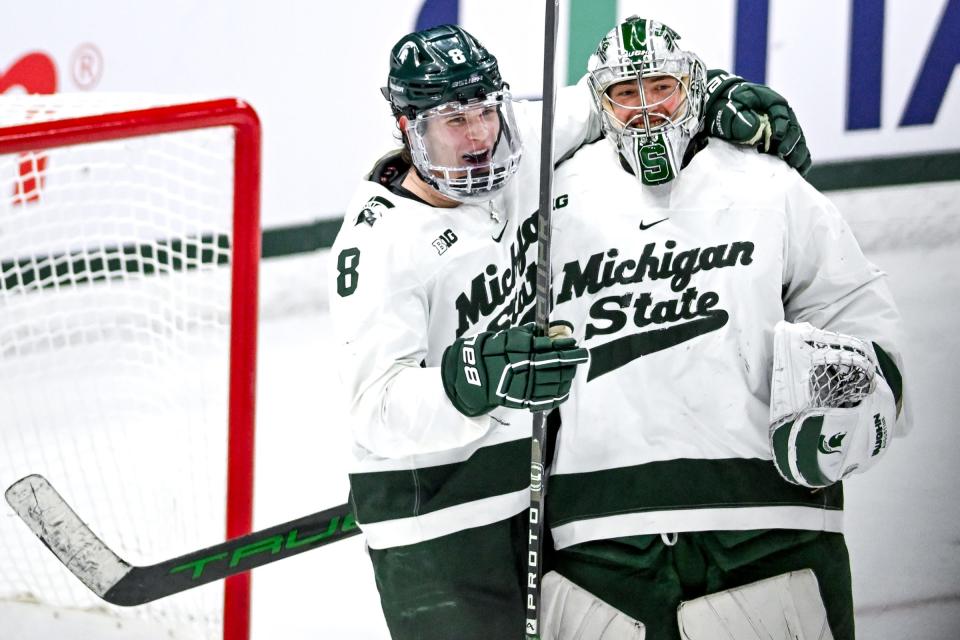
[704, 71, 811, 175]
[441, 323, 588, 417]
[769, 321, 897, 488]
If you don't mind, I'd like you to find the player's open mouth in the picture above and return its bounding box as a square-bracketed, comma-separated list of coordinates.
[462, 149, 491, 165]
[625, 114, 670, 133]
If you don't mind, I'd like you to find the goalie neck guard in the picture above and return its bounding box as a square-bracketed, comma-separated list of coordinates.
[382, 25, 522, 204]
[587, 16, 706, 186]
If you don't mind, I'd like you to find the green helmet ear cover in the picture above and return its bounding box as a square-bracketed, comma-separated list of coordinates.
[383, 24, 504, 118]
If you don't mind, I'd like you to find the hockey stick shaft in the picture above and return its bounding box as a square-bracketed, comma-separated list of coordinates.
[525, 1, 560, 638]
[5, 474, 359, 606]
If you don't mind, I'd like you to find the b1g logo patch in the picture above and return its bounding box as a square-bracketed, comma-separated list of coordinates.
[432, 228, 458, 255]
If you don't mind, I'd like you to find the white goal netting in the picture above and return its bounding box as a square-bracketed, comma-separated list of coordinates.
[0, 94, 256, 640]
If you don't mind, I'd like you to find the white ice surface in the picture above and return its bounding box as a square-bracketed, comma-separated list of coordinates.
[249, 286, 390, 639]
[250, 222, 960, 638]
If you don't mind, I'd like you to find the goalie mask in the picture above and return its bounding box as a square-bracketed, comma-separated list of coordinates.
[587, 17, 706, 186]
[382, 25, 522, 204]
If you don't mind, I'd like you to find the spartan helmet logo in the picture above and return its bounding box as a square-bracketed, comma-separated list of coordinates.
[651, 22, 680, 51]
[397, 41, 421, 67]
[595, 36, 611, 62]
[622, 21, 647, 52]
[621, 19, 681, 62]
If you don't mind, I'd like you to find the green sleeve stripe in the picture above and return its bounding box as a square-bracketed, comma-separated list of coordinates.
[771, 419, 800, 485]
[547, 457, 843, 529]
[795, 415, 831, 487]
[349, 438, 529, 524]
[872, 342, 904, 413]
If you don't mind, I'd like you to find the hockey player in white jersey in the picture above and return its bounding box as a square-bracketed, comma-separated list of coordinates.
[329, 25, 596, 639]
[542, 17, 909, 640]
[330, 23, 818, 640]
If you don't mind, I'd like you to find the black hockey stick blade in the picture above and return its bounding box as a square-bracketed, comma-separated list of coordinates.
[5, 474, 359, 606]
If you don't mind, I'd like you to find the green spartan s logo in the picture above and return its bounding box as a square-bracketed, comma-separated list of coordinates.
[636, 136, 675, 185]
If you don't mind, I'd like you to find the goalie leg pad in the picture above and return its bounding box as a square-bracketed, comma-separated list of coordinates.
[541, 571, 646, 640]
[677, 569, 834, 640]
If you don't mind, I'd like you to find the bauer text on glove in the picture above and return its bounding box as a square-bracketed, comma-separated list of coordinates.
[441, 324, 589, 417]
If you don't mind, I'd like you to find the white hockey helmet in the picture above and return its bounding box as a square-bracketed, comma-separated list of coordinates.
[587, 17, 706, 185]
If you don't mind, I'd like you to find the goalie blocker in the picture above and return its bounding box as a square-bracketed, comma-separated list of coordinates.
[769, 320, 901, 488]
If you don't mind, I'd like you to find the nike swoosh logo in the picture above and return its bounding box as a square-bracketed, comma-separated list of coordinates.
[639, 218, 668, 231]
[586, 311, 729, 381]
[492, 221, 508, 242]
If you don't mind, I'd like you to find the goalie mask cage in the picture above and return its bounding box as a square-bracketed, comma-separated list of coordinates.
[0, 96, 260, 640]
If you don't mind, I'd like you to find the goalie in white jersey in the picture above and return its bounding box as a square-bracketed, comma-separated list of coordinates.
[330, 22, 818, 640]
[543, 16, 909, 640]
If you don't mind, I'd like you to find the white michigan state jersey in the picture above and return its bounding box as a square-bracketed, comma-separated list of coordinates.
[546, 138, 909, 551]
[329, 81, 598, 550]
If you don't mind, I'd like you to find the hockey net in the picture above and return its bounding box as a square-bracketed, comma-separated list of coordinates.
[0, 95, 260, 640]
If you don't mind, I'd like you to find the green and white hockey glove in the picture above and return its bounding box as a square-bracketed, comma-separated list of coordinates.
[704, 70, 812, 175]
[441, 323, 589, 417]
[769, 321, 897, 488]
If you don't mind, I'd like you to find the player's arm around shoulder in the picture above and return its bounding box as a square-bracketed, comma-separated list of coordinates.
[554, 75, 603, 160]
[514, 75, 602, 168]
[702, 69, 812, 175]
